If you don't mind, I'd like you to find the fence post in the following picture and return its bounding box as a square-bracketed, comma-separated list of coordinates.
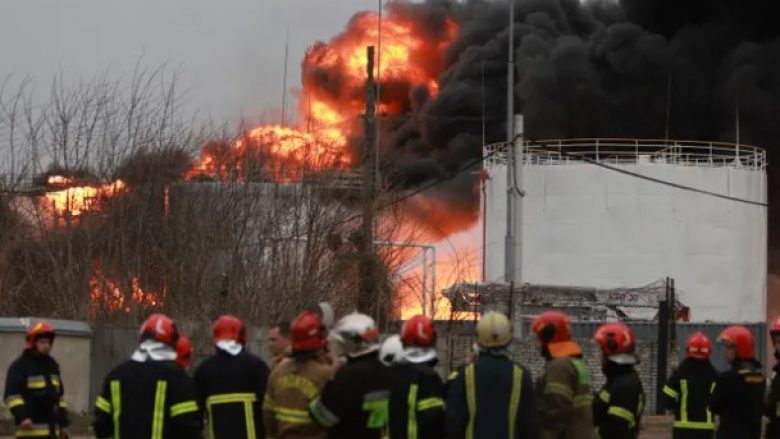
[656, 277, 671, 414]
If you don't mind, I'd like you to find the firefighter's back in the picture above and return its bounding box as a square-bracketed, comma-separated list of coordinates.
[265, 356, 332, 439]
[194, 350, 269, 439]
[664, 358, 717, 439]
[95, 359, 200, 439]
[710, 359, 765, 439]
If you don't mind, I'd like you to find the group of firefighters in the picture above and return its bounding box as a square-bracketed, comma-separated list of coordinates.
[4, 307, 780, 439]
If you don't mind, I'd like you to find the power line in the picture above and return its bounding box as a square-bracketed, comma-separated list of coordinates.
[529, 140, 767, 207]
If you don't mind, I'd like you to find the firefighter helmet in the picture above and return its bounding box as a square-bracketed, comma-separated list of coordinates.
[331, 312, 380, 358]
[291, 310, 326, 353]
[401, 315, 436, 348]
[213, 315, 247, 344]
[476, 311, 512, 348]
[594, 322, 637, 365]
[139, 313, 179, 347]
[771, 316, 780, 336]
[176, 335, 193, 368]
[25, 320, 55, 349]
[531, 311, 581, 358]
[379, 335, 404, 366]
[718, 325, 754, 359]
[686, 331, 712, 360]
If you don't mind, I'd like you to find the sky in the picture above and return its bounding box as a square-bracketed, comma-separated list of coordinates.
[0, 0, 375, 125]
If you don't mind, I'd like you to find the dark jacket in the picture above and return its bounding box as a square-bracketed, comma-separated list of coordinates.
[663, 358, 717, 439]
[765, 357, 780, 438]
[3, 350, 69, 438]
[537, 356, 594, 439]
[193, 347, 270, 439]
[93, 358, 201, 439]
[593, 363, 645, 439]
[445, 350, 539, 439]
[709, 358, 765, 439]
[309, 350, 396, 439]
[388, 361, 445, 439]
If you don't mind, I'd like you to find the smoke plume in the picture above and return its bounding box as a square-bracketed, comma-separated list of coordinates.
[383, 0, 780, 246]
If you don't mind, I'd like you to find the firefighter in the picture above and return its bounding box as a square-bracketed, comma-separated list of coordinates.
[93, 313, 201, 439]
[709, 325, 765, 439]
[767, 317, 780, 438]
[193, 315, 270, 439]
[263, 310, 334, 439]
[663, 332, 717, 439]
[531, 310, 593, 439]
[176, 335, 194, 371]
[308, 312, 396, 438]
[388, 315, 445, 439]
[445, 310, 539, 439]
[3, 320, 69, 439]
[592, 322, 645, 439]
[268, 322, 292, 367]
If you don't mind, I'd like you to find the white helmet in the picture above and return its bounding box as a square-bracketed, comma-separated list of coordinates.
[332, 312, 381, 358]
[379, 335, 404, 366]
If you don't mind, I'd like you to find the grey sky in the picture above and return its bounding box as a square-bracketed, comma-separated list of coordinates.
[1, 0, 373, 125]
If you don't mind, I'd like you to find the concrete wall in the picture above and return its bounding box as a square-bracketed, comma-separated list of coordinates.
[0, 323, 92, 419]
[485, 159, 767, 322]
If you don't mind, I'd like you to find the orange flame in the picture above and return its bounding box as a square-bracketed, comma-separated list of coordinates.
[90, 265, 164, 314]
[44, 176, 126, 218]
[187, 9, 459, 182]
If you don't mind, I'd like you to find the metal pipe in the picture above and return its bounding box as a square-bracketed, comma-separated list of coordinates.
[504, 0, 516, 284]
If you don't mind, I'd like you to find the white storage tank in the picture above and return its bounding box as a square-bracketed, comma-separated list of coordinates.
[483, 136, 767, 322]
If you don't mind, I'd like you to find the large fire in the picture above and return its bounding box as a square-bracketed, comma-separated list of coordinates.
[90, 265, 164, 315]
[44, 175, 127, 218]
[187, 7, 459, 182]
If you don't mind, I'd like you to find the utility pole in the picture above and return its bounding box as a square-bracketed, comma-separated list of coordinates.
[505, 0, 516, 286]
[358, 46, 380, 319]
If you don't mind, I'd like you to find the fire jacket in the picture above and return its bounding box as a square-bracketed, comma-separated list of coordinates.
[445, 350, 539, 439]
[766, 359, 780, 439]
[388, 361, 445, 439]
[93, 358, 201, 439]
[663, 358, 717, 439]
[193, 347, 270, 439]
[263, 354, 333, 439]
[3, 350, 69, 438]
[709, 358, 765, 439]
[593, 363, 645, 439]
[537, 356, 594, 439]
[308, 350, 396, 439]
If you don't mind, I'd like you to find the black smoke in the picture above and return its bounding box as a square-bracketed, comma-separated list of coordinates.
[382, 0, 780, 248]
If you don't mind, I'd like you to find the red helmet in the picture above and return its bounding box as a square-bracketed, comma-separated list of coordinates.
[176, 336, 193, 368]
[213, 315, 247, 344]
[291, 310, 326, 353]
[718, 325, 754, 359]
[770, 317, 780, 336]
[686, 332, 712, 360]
[139, 314, 179, 347]
[26, 320, 55, 349]
[594, 322, 637, 365]
[531, 311, 581, 358]
[401, 315, 437, 348]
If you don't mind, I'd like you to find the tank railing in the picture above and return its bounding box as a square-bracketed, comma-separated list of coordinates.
[485, 138, 766, 171]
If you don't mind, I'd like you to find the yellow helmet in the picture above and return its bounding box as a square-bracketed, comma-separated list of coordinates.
[476, 311, 512, 348]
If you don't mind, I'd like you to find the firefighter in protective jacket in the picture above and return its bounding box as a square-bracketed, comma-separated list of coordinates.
[446, 311, 539, 439]
[663, 332, 717, 439]
[765, 318, 780, 439]
[709, 325, 764, 439]
[592, 322, 645, 439]
[4, 320, 69, 439]
[308, 312, 396, 439]
[194, 315, 270, 439]
[388, 315, 445, 439]
[93, 314, 202, 439]
[263, 310, 333, 439]
[531, 311, 593, 439]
